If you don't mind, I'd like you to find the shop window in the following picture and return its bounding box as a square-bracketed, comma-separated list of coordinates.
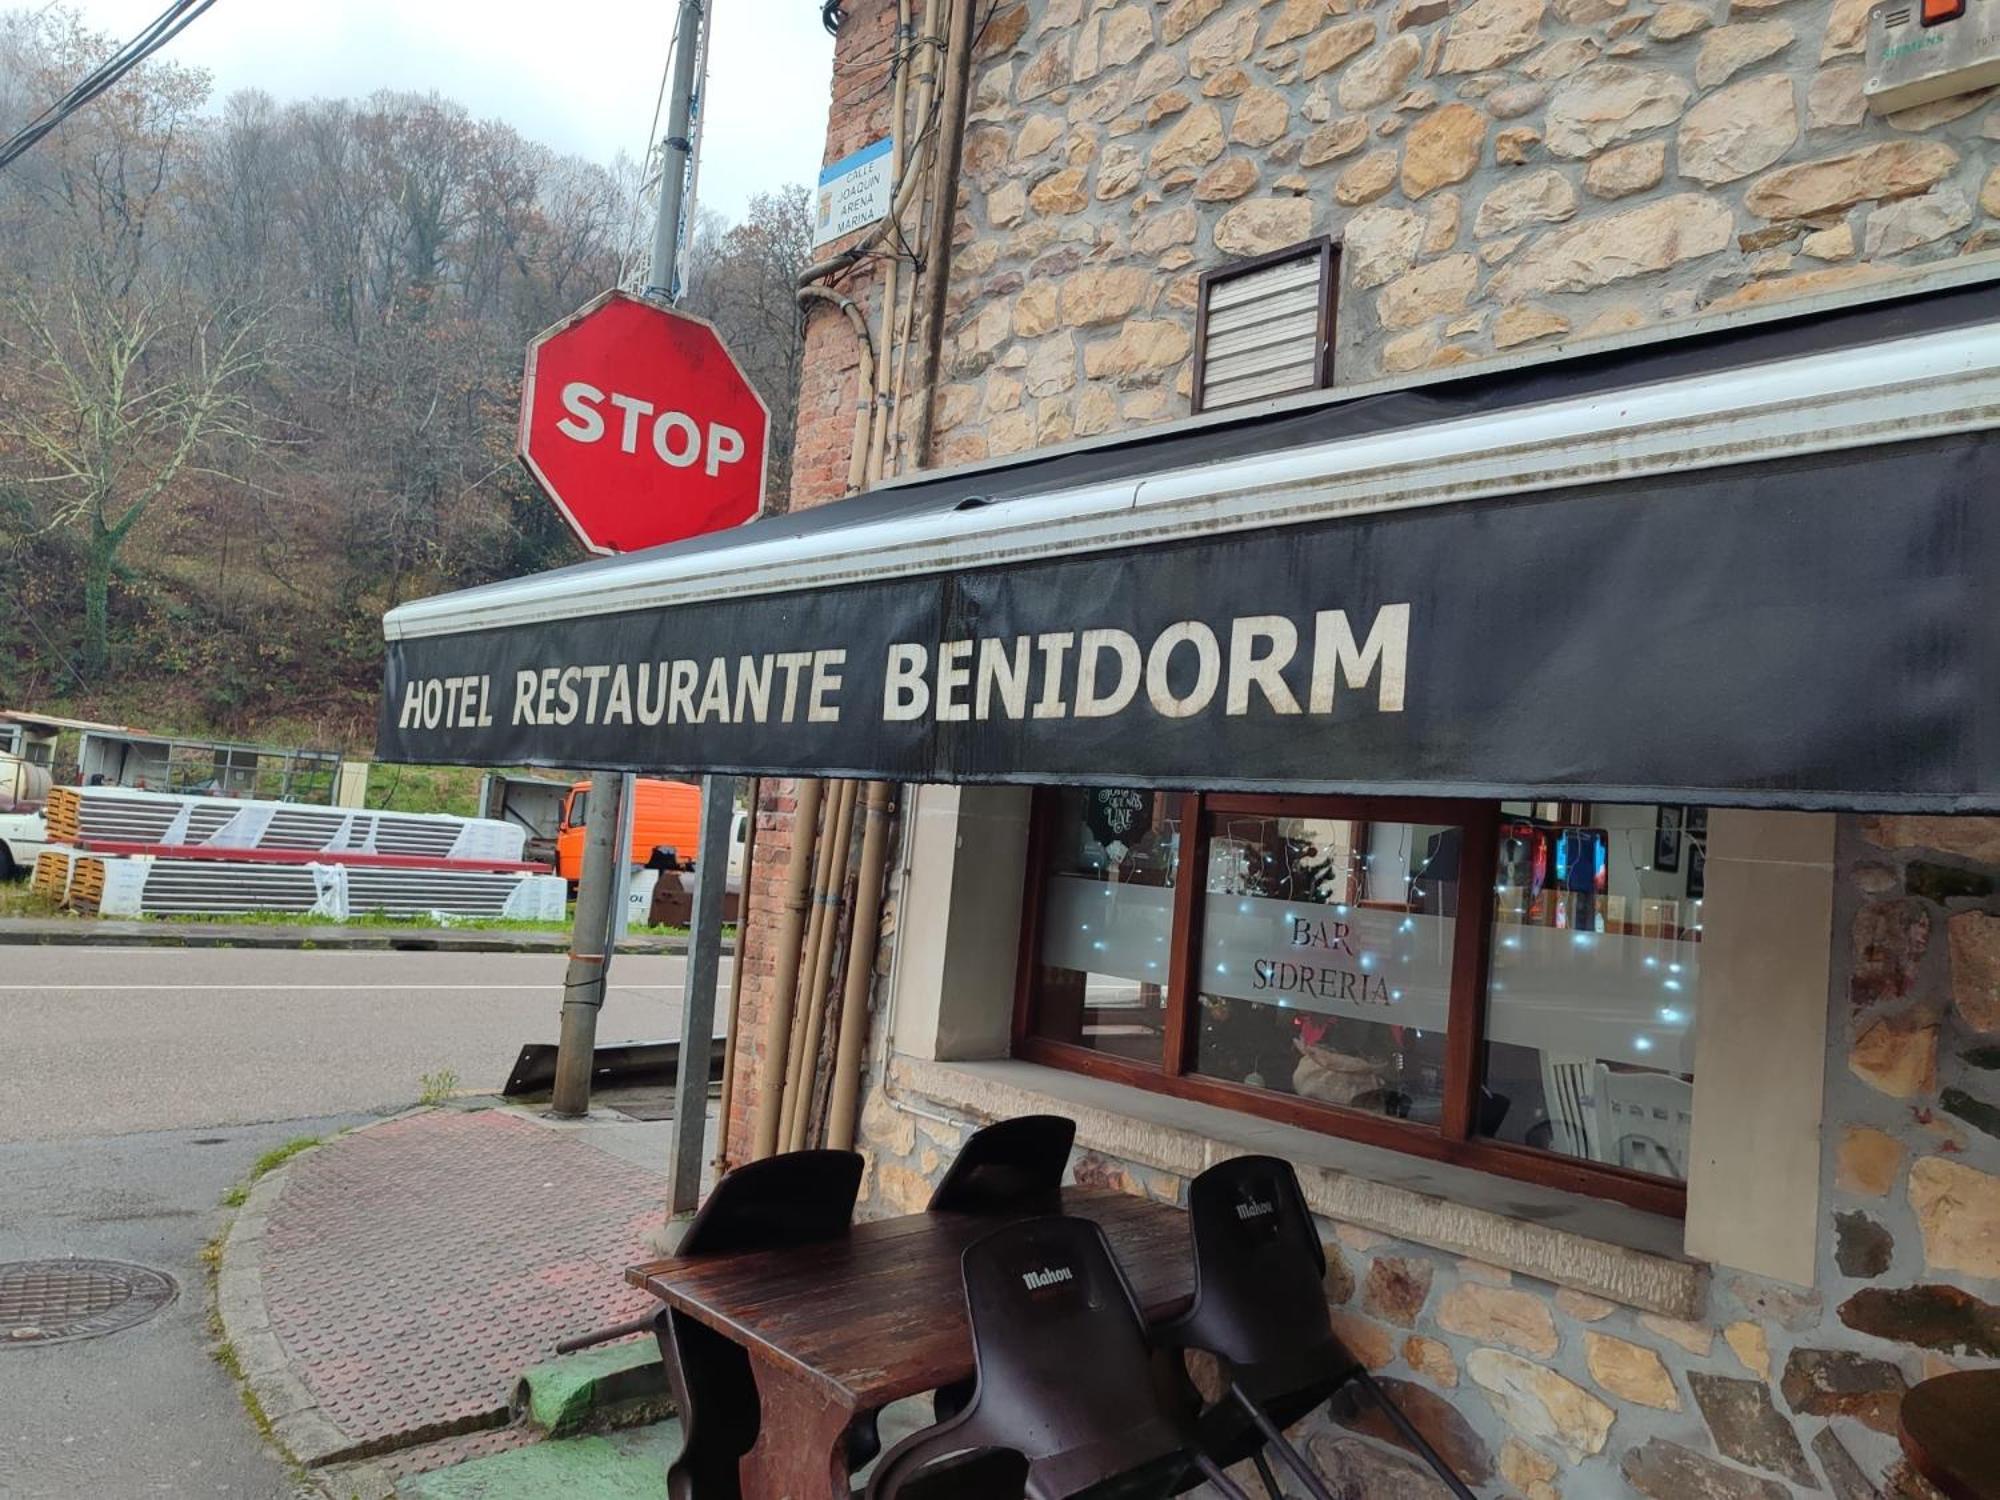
[1480, 804, 1702, 1181]
[1017, 791, 1704, 1217]
[1192, 239, 1337, 414]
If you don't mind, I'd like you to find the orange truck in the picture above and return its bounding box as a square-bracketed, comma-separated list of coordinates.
[555, 777, 744, 886]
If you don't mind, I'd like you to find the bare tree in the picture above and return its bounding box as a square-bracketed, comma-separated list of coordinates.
[0, 281, 271, 674]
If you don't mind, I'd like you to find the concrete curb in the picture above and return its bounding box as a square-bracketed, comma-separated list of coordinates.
[214, 1110, 436, 1497]
[0, 918, 709, 955]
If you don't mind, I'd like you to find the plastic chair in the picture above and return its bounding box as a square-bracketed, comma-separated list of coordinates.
[1154, 1155, 1474, 1500]
[656, 1150, 867, 1500]
[927, 1115, 1077, 1215]
[867, 1216, 1251, 1500]
[1594, 1066, 1693, 1179]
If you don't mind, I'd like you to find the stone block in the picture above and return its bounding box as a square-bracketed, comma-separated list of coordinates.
[1438, 1284, 1558, 1357]
[1909, 1155, 2000, 1278]
[1585, 1331, 1680, 1409]
[1850, 1013, 1940, 1098]
[1838, 1283, 2000, 1358]
[1687, 1372, 1816, 1487]
[1364, 1256, 1435, 1327]
[1835, 1125, 1906, 1197]
[1401, 102, 1488, 198]
[1488, 192, 1730, 299]
[1403, 1334, 1458, 1386]
[1745, 141, 1958, 220]
[1678, 74, 1797, 186]
[1834, 1209, 1894, 1278]
[1545, 64, 1692, 159]
[1440, 0, 1547, 75]
[1695, 21, 1794, 89]
[1724, 1321, 1771, 1379]
[1464, 1347, 1614, 1464]
[1779, 1347, 1908, 1434]
[1949, 911, 2000, 1033]
[1333, 1375, 1495, 1483]
[1622, 1438, 1793, 1500]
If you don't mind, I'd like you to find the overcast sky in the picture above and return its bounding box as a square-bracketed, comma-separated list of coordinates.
[60, 0, 837, 223]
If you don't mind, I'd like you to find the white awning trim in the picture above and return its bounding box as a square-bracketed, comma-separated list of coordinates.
[385, 320, 2000, 642]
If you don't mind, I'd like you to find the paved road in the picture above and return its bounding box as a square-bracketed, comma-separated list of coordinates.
[0, 947, 730, 1144]
[0, 1114, 368, 1499]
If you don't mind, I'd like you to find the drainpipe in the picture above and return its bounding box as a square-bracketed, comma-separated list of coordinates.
[784, 777, 861, 1150]
[751, 777, 823, 1159]
[712, 775, 758, 1173]
[778, 778, 850, 1146]
[911, 0, 974, 466]
[826, 781, 893, 1149]
[795, 286, 875, 495]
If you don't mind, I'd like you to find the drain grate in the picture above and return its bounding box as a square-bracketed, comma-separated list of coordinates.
[0, 1260, 177, 1346]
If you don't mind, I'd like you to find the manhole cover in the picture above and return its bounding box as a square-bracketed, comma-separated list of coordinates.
[0, 1260, 177, 1346]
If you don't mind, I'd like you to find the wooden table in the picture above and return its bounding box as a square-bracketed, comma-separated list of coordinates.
[1900, 1370, 2000, 1500]
[626, 1187, 1193, 1500]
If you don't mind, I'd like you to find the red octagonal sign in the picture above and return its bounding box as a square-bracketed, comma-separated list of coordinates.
[519, 289, 770, 555]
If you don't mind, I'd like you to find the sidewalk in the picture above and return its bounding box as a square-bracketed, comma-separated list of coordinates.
[0, 916, 698, 954]
[218, 1103, 690, 1496]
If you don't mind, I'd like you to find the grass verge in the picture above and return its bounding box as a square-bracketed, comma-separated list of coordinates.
[221, 1135, 322, 1208]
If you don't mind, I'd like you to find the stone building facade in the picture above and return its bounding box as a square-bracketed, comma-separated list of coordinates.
[715, 2, 2000, 1496]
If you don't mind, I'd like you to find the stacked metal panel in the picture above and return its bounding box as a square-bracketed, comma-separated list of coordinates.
[72, 856, 565, 921]
[42, 787, 526, 862]
[42, 786, 561, 922]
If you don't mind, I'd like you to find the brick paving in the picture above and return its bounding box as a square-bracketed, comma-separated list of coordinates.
[261, 1109, 664, 1454]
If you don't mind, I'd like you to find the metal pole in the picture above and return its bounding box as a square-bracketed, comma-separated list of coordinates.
[666, 773, 734, 1242]
[648, 0, 722, 1245]
[551, 772, 628, 1117]
[645, 0, 706, 301]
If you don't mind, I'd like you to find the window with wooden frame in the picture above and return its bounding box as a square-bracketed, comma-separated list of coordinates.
[1192, 239, 1338, 414]
[1014, 789, 1709, 1219]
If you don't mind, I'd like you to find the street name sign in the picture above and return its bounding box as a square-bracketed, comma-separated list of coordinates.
[519, 289, 770, 555]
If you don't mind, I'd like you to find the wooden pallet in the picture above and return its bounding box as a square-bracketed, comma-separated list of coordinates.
[66, 856, 106, 913]
[43, 786, 81, 844]
[31, 848, 74, 902]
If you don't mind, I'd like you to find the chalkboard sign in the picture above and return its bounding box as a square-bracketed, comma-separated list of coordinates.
[1084, 787, 1152, 859]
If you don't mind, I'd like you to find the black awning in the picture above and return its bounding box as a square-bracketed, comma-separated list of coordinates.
[377, 274, 2000, 812]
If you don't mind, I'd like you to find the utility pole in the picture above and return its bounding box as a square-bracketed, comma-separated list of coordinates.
[642, 0, 736, 1246]
[552, 0, 709, 1122]
[646, 0, 706, 304]
[551, 772, 628, 1116]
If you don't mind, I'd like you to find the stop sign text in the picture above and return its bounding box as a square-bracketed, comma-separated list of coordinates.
[519, 289, 770, 555]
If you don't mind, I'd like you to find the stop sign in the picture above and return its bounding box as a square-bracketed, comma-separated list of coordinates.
[519, 289, 770, 555]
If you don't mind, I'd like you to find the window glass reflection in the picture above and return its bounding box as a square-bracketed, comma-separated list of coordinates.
[1480, 803, 1702, 1180]
[1191, 814, 1458, 1122]
[1033, 788, 1180, 1064]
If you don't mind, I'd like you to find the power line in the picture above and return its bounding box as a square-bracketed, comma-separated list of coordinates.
[0, 0, 220, 173]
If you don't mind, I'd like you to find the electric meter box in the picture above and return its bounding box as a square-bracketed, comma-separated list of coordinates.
[1865, 0, 2000, 114]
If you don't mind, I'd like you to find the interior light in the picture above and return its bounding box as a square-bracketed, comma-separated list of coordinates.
[1663, 978, 1682, 992]
[1634, 1036, 1654, 1052]
[1658, 1006, 1684, 1024]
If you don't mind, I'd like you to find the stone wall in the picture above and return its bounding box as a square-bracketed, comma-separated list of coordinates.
[853, 813, 2000, 1497]
[931, 0, 2000, 464]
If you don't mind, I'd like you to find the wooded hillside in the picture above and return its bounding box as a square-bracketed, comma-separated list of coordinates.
[0, 7, 812, 748]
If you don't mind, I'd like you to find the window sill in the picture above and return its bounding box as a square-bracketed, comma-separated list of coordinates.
[884, 1054, 1708, 1320]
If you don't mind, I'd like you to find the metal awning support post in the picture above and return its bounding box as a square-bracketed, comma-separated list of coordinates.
[662, 772, 735, 1249]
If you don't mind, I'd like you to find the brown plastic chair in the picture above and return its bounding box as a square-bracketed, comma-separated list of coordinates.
[927, 1114, 1077, 1215]
[926, 1115, 1079, 1421]
[1154, 1155, 1474, 1500]
[867, 1215, 1251, 1500]
[655, 1150, 868, 1500]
